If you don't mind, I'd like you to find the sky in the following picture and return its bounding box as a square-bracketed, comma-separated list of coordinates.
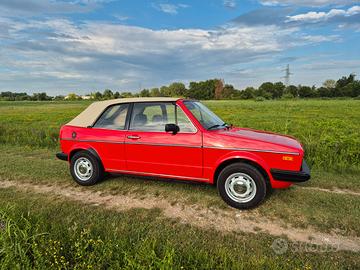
[0, 0, 359, 95]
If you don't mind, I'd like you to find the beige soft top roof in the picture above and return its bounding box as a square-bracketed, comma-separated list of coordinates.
[66, 97, 180, 127]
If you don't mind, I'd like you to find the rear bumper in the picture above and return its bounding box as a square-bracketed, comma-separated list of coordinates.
[270, 160, 311, 182]
[56, 152, 68, 161]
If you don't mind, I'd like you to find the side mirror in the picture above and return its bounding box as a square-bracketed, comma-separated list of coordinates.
[165, 123, 180, 135]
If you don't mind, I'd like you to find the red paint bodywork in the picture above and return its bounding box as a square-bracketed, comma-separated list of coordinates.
[59, 99, 305, 189]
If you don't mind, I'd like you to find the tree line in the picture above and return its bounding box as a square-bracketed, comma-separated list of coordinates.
[1, 73, 359, 101]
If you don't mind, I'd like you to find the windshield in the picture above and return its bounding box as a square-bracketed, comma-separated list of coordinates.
[184, 101, 226, 130]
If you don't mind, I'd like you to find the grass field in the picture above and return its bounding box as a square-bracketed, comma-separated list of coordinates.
[0, 99, 359, 269]
[1, 99, 359, 171]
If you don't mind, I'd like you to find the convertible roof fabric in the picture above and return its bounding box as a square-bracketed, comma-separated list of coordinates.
[66, 97, 179, 127]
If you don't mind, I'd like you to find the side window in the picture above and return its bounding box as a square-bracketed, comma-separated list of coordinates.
[130, 102, 196, 133]
[130, 103, 166, 131]
[93, 104, 129, 130]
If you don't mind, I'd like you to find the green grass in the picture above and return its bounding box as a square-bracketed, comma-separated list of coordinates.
[1, 144, 360, 237]
[0, 99, 359, 172]
[0, 101, 89, 149]
[1, 100, 360, 268]
[1, 188, 359, 269]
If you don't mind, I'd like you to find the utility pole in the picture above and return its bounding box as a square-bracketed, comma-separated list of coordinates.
[282, 64, 293, 86]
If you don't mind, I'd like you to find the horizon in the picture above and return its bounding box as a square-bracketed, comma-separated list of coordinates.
[0, 0, 359, 95]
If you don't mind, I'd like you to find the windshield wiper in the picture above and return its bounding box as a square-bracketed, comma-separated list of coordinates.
[207, 124, 221, 130]
[208, 122, 229, 130]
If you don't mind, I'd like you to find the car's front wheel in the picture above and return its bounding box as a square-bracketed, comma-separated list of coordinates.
[217, 162, 267, 209]
[70, 151, 104, 186]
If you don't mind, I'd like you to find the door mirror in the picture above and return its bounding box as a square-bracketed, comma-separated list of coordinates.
[165, 123, 180, 135]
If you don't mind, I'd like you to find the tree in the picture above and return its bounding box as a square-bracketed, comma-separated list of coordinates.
[323, 79, 336, 89]
[273, 82, 285, 98]
[284, 85, 298, 97]
[31, 92, 51, 101]
[150, 88, 161, 97]
[168, 82, 187, 97]
[298, 86, 314, 98]
[66, 93, 79, 101]
[240, 87, 255, 99]
[351, 81, 360, 97]
[340, 81, 360, 97]
[336, 74, 355, 89]
[140, 89, 150, 97]
[214, 79, 224, 100]
[0, 92, 30, 101]
[257, 82, 284, 99]
[54, 95, 65, 101]
[335, 74, 357, 97]
[121, 92, 133, 98]
[317, 87, 331, 97]
[222, 84, 237, 99]
[114, 91, 120, 99]
[187, 79, 217, 100]
[257, 82, 274, 99]
[103, 89, 114, 99]
[15, 94, 31, 101]
[92, 92, 103, 100]
[160, 86, 171, 97]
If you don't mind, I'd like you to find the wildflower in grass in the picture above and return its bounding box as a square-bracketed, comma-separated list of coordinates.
[0, 220, 5, 230]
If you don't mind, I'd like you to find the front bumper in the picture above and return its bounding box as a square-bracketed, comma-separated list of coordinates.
[270, 160, 311, 182]
[56, 152, 68, 161]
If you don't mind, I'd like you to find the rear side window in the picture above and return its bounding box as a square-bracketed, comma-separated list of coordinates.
[93, 104, 129, 130]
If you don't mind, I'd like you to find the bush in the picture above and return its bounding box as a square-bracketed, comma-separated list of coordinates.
[281, 93, 294, 99]
[255, 96, 265, 102]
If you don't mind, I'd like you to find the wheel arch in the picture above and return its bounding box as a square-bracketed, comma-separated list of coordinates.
[69, 146, 103, 169]
[213, 156, 271, 187]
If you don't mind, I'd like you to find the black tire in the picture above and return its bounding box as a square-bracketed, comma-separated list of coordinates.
[217, 162, 267, 209]
[70, 150, 104, 186]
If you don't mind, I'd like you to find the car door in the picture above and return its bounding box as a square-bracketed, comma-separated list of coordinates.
[124, 102, 204, 180]
[89, 103, 130, 171]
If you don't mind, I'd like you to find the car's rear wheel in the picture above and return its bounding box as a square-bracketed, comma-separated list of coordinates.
[70, 151, 104, 186]
[217, 162, 267, 209]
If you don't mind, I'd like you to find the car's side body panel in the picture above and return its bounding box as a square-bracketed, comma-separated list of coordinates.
[122, 130, 203, 179]
[58, 98, 309, 189]
[60, 126, 127, 171]
[202, 149, 293, 188]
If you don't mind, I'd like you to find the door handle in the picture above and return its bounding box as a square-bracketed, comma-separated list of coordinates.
[127, 135, 141, 140]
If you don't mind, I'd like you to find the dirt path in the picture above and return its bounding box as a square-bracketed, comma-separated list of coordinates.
[299, 186, 360, 197]
[1, 179, 360, 252]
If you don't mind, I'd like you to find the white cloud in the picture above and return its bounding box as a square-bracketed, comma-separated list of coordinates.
[0, 17, 342, 93]
[152, 3, 189, 14]
[301, 35, 340, 42]
[113, 15, 130, 21]
[301, 59, 360, 70]
[260, 0, 358, 7]
[223, 0, 237, 9]
[286, 5, 360, 22]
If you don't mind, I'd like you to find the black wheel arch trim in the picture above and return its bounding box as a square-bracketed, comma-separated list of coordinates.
[56, 152, 68, 161]
[270, 160, 311, 182]
[86, 148, 102, 163]
[68, 148, 105, 171]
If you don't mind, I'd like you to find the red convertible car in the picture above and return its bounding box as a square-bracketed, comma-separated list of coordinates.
[57, 97, 310, 209]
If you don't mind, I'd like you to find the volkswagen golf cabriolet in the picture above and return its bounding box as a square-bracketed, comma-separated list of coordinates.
[56, 97, 310, 209]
